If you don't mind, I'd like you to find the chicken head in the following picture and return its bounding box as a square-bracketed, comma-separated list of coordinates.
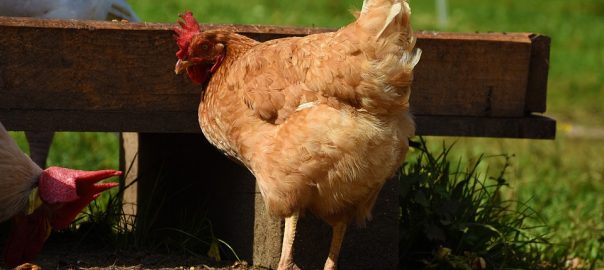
[174, 12, 226, 84]
[3, 167, 120, 268]
[38, 167, 121, 229]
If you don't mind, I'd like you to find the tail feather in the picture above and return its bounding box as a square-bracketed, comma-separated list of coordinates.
[377, 2, 402, 38]
[361, 0, 371, 14]
[401, 47, 422, 70]
[351, 0, 420, 111]
[357, 0, 414, 46]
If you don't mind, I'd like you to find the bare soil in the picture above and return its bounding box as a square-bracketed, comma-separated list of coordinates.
[4, 234, 258, 270]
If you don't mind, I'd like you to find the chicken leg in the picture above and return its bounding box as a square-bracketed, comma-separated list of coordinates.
[324, 222, 347, 270]
[278, 212, 300, 270]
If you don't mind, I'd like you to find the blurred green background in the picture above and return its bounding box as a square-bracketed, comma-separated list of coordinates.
[8, 0, 603, 266]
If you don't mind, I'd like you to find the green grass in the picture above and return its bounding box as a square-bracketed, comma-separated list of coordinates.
[9, 131, 119, 171]
[6, 0, 603, 267]
[400, 138, 569, 269]
[434, 137, 604, 267]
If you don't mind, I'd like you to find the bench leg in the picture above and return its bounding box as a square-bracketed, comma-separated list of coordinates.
[120, 133, 399, 269]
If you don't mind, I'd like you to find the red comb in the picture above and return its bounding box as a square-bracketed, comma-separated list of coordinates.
[174, 11, 201, 59]
[38, 167, 121, 229]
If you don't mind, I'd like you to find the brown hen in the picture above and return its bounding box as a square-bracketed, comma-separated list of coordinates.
[174, 0, 420, 269]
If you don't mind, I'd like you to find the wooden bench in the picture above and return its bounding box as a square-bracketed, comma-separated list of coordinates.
[0, 16, 554, 269]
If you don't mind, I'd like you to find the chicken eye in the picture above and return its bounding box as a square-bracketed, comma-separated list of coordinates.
[201, 44, 209, 50]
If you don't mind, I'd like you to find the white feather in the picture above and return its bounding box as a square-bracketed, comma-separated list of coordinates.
[400, 48, 422, 69]
[361, 0, 370, 14]
[377, 2, 402, 39]
[0, 122, 42, 223]
[296, 101, 318, 112]
[403, 1, 411, 15]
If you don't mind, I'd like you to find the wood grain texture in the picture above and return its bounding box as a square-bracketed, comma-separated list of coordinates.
[525, 34, 551, 113]
[0, 110, 556, 139]
[413, 31, 532, 117]
[0, 17, 554, 138]
[415, 114, 556, 139]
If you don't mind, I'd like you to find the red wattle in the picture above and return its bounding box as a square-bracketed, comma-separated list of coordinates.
[187, 62, 213, 85]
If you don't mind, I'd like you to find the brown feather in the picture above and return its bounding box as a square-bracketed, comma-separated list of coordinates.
[181, 0, 419, 228]
[179, 1, 420, 267]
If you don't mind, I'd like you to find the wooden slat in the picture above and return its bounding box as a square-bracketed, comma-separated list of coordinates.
[0, 110, 199, 132]
[0, 109, 556, 139]
[415, 114, 556, 139]
[412, 31, 532, 117]
[0, 17, 554, 138]
[525, 34, 551, 113]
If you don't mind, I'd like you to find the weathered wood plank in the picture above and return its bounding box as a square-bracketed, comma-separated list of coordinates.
[0, 110, 199, 132]
[412, 31, 532, 117]
[525, 34, 551, 113]
[0, 109, 556, 139]
[415, 114, 556, 139]
[0, 17, 554, 138]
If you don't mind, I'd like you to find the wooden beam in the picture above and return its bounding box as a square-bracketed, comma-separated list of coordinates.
[0, 17, 554, 138]
[412, 31, 532, 117]
[525, 34, 551, 113]
[415, 114, 556, 139]
[0, 110, 556, 139]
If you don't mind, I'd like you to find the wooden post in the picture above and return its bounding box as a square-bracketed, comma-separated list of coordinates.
[291, 179, 400, 269]
[123, 133, 256, 260]
[122, 133, 399, 269]
[119, 132, 139, 229]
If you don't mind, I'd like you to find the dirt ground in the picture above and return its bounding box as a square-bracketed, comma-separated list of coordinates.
[4, 235, 259, 270]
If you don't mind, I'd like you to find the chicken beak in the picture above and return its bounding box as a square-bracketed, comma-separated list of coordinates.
[175, 59, 192, 74]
